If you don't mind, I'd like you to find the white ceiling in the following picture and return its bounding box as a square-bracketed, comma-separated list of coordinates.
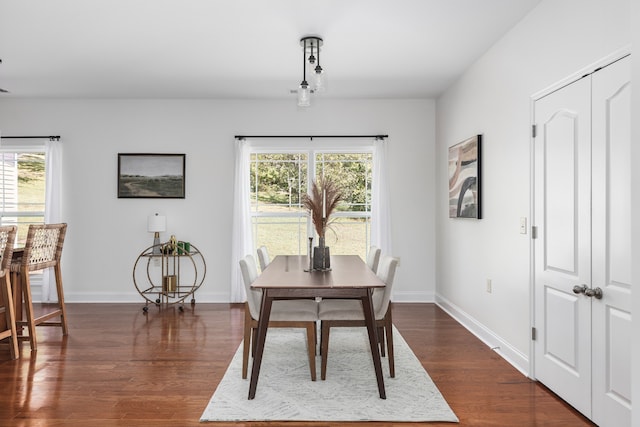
[0, 0, 540, 99]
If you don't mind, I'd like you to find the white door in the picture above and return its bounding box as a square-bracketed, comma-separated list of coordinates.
[591, 55, 632, 427]
[533, 55, 632, 426]
[533, 75, 593, 417]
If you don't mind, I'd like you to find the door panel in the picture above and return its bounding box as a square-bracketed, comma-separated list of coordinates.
[543, 287, 581, 372]
[544, 111, 577, 274]
[534, 76, 592, 417]
[591, 55, 632, 427]
[607, 307, 631, 401]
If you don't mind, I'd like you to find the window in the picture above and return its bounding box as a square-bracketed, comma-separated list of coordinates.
[249, 150, 372, 261]
[0, 150, 46, 245]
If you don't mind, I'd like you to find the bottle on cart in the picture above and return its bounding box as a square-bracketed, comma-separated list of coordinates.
[170, 235, 178, 255]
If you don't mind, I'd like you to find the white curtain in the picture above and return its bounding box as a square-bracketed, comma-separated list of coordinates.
[230, 139, 253, 302]
[43, 138, 63, 302]
[371, 138, 393, 255]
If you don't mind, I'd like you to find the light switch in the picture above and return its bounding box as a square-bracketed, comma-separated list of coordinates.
[520, 217, 527, 234]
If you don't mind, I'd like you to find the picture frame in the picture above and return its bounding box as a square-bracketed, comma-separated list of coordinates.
[448, 135, 481, 219]
[118, 153, 185, 199]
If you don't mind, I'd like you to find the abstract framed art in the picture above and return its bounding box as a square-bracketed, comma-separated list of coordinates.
[448, 135, 481, 219]
[118, 153, 185, 198]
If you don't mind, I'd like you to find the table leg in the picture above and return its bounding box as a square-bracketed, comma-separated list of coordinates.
[248, 290, 273, 399]
[361, 288, 386, 399]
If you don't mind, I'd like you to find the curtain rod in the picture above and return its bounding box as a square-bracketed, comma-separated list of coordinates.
[1, 135, 61, 141]
[235, 134, 388, 140]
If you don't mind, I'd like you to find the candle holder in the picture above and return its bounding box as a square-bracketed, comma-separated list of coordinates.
[304, 237, 314, 272]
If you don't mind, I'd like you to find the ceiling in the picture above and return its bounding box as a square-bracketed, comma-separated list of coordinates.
[0, 0, 540, 100]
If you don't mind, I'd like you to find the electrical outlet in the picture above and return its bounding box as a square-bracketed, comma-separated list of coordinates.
[520, 217, 527, 234]
[486, 279, 492, 293]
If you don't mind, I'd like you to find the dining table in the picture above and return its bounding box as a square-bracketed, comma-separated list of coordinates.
[248, 254, 387, 400]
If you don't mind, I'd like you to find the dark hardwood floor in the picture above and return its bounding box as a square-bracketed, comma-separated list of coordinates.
[0, 303, 595, 426]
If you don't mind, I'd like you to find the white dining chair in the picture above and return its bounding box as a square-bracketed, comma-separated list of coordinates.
[366, 245, 381, 273]
[318, 255, 399, 380]
[256, 246, 270, 271]
[239, 254, 319, 380]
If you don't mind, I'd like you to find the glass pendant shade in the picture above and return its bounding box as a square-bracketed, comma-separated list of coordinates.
[313, 66, 325, 93]
[298, 82, 311, 107]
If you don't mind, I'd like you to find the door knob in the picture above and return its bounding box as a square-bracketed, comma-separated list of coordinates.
[585, 287, 603, 299]
[573, 285, 588, 295]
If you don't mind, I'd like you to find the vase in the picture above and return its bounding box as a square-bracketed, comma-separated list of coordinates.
[313, 237, 331, 270]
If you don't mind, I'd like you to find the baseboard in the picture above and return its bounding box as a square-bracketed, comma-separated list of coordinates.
[435, 294, 530, 377]
[391, 290, 436, 303]
[63, 291, 232, 303]
[59, 290, 434, 304]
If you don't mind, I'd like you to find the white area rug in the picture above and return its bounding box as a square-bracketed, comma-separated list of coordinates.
[200, 326, 458, 423]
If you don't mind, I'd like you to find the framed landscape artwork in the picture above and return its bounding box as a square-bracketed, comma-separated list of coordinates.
[448, 135, 481, 219]
[118, 153, 185, 198]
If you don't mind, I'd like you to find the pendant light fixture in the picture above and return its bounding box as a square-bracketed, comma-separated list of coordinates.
[297, 36, 325, 107]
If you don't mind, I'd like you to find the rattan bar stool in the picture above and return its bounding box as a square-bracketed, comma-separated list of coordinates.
[11, 223, 68, 351]
[0, 226, 18, 359]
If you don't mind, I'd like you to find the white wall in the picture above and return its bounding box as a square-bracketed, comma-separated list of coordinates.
[0, 98, 436, 303]
[435, 0, 630, 373]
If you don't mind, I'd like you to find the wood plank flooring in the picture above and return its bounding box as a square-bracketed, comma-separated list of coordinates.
[0, 303, 595, 426]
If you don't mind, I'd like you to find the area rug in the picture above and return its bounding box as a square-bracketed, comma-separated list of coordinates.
[200, 326, 458, 423]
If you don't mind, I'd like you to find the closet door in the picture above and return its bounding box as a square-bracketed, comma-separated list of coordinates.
[533, 55, 632, 426]
[591, 55, 632, 427]
[533, 76, 592, 417]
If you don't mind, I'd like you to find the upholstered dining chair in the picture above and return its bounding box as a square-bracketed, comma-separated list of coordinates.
[256, 246, 270, 272]
[239, 254, 319, 380]
[318, 255, 399, 380]
[366, 245, 381, 274]
[11, 223, 68, 351]
[0, 226, 18, 359]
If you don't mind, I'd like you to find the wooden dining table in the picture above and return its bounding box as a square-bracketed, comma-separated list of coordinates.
[248, 254, 387, 400]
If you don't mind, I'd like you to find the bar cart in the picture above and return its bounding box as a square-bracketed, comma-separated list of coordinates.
[133, 241, 206, 313]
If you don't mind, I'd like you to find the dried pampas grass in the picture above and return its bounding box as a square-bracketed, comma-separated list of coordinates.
[302, 176, 343, 238]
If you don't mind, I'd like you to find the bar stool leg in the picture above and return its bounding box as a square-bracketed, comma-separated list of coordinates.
[54, 265, 68, 335]
[20, 273, 38, 351]
[1, 274, 19, 359]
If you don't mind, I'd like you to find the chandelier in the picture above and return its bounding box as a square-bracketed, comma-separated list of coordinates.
[297, 36, 325, 107]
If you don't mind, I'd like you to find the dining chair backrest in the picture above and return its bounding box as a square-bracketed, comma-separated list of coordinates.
[0, 226, 16, 272]
[366, 246, 381, 274]
[21, 223, 67, 271]
[257, 246, 270, 271]
[372, 255, 399, 319]
[239, 254, 262, 320]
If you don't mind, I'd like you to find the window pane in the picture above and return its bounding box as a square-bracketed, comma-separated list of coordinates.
[250, 153, 307, 213]
[315, 153, 372, 213]
[0, 152, 46, 245]
[252, 216, 308, 257]
[324, 217, 370, 261]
